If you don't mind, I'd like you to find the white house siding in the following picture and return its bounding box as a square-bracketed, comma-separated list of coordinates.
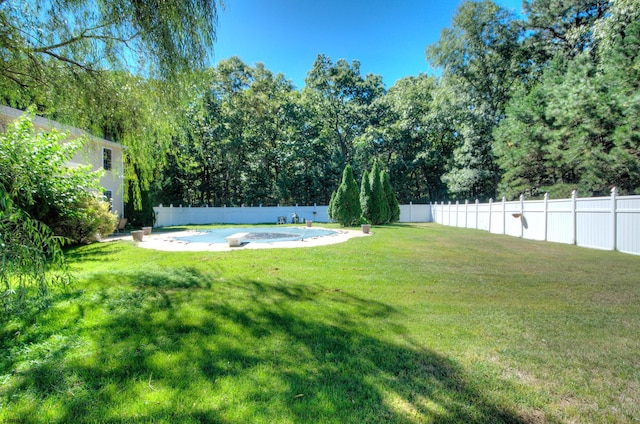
[0, 106, 126, 217]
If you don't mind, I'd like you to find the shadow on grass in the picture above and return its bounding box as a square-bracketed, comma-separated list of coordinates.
[1, 267, 528, 423]
[64, 242, 124, 264]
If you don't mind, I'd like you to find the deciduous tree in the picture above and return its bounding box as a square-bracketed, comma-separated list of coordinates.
[427, 0, 525, 200]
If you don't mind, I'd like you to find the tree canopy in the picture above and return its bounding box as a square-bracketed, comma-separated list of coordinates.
[0, 0, 220, 88]
[2, 0, 639, 214]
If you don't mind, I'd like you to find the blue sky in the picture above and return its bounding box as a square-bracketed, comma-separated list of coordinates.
[212, 0, 524, 89]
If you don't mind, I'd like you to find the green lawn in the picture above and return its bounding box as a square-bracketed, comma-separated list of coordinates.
[1, 223, 639, 423]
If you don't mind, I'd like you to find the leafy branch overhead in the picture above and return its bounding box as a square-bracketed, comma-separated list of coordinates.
[0, 0, 221, 85]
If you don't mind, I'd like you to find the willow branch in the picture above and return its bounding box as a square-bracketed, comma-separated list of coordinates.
[38, 50, 94, 72]
[31, 32, 138, 54]
[29, 19, 138, 54]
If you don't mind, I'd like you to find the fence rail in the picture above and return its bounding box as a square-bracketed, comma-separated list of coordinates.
[431, 188, 640, 256]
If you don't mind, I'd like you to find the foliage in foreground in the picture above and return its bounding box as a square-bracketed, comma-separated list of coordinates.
[0, 110, 117, 244]
[0, 196, 70, 314]
[1, 224, 639, 423]
[0, 111, 115, 311]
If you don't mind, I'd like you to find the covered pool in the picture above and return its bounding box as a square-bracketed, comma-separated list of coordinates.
[175, 226, 337, 245]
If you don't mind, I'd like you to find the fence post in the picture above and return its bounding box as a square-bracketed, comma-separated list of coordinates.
[611, 186, 618, 251]
[448, 201, 452, 226]
[502, 196, 507, 235]
[489, 198, 493, 233]
[464, 199, 469, 228]
[475, 199, 479, 229]
[455, 200, 459, 227]
[571, 190, 577, 245]
[410, 201, 413, 222]
[543, 193, 549, 241]
[519, 194, 524, 238]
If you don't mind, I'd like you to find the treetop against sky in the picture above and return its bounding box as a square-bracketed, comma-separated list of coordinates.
[212, 0, 524, 89]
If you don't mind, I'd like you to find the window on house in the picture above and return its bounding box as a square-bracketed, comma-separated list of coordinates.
[103, 148, 112, 171]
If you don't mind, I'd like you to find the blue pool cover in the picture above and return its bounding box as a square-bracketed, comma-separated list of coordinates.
[175, 227, 337, 244]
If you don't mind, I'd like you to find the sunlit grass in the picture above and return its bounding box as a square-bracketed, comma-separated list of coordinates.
[1, 223, 639, 422]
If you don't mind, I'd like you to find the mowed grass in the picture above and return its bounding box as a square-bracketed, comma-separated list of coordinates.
[1, 223, 639, 423]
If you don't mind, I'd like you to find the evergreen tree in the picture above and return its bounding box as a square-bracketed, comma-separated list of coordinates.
[329, 165, 361, 226]
[327, 191, 336, 221]
[368, 161, 386, 225]
[359, 170, 372, 222]
[382, 170, 400, 223]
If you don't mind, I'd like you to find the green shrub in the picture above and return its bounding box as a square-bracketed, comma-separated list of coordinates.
[328, 191, 337, 221]
[363, 161, 388, 225]
[0, 109, 115, 311]
[329, 165, 361, 226]
[0, 109, 115, 244]
[50, 195, 117, 244]
[360, 162, 400, 225]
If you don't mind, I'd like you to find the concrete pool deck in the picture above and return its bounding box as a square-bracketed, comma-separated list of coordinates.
[103, 226, 370, 252]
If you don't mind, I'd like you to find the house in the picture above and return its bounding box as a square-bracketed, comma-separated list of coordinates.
[0, 106, 126, 218]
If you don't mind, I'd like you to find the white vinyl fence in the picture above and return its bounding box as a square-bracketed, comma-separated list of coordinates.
[431, 188, 640, 256]
[152, 190, 639, 255]
[153, 202, 432, 227]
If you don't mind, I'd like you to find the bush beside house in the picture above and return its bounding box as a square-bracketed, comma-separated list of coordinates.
[1, 110, 117, 244]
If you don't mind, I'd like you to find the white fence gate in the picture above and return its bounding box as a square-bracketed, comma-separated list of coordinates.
[431, 188, 640, 256]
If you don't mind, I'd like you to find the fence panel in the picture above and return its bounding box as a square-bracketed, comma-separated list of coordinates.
[522, 199, 546, 241]
[488, 199, 505, 235]
[546, 199, 574, 244]
[477, 203, 491, 232]
[617, 196, 640, 255]
[399, 203, 432, 223]
[576, 197, 613, 251]
[503, 199, 521, 237]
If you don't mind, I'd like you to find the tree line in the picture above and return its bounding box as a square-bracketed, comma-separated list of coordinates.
[2, 0, 639, 226]
[156, 0, 639, 213]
